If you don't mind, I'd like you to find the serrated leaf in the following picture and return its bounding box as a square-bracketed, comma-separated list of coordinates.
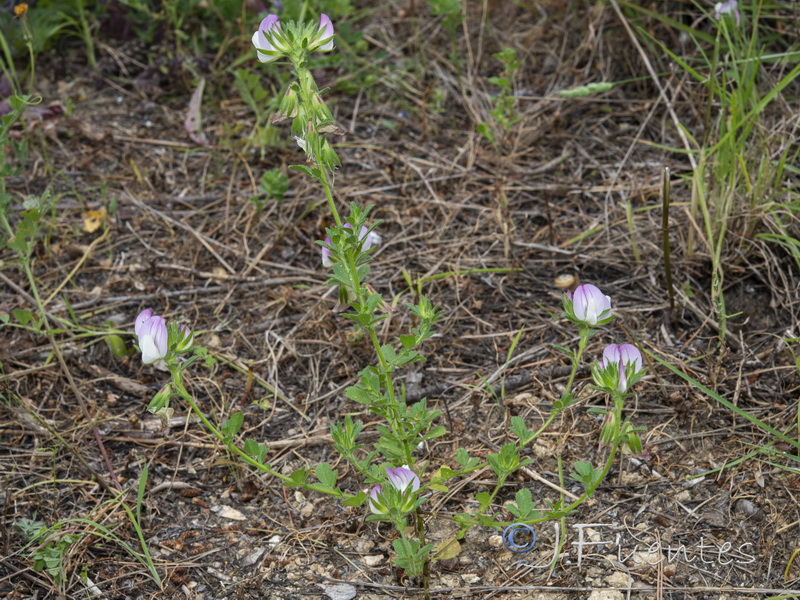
[515, 488, 533, 512]
[510, 416, 533, 443]
[345, 385, 374, 405]
[380, 344, 396, 365]
[315, 463, 338, 489]
[283, 468, 309, 487]
[476, 491, 492, 508]
[244, 438, 259, 455]
[220, 412, 244, 438]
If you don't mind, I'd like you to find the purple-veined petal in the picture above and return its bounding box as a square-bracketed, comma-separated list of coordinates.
[139, 316, 168, 364]
[368, 485, 387, 514]
[385, 465, 420, 493]
[135, 309, 153, 337]
[571, 284, 611, 326]
[316, 14, 334, 51]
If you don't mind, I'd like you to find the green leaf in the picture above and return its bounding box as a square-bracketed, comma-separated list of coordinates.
[515, 488, 532, 513]
[345, 384, 375, 405]
[244, 438, 269, 464]
[476, 491, 492, 509]
[104, 334, 131, 358]
[423, 426, 446, 440]
[342, 492, 367, 507]
[13, 308, 34, 326]
[510, 416, 533, 444]
[400, 334, 416, 349]
[284, 468, 309, 487]
[220, 412, 244, 438]
[455, 448, 479, 470]
[315, 463, 338, 489]
[380, 344, 397, 366]
[289, 164, 320, 180]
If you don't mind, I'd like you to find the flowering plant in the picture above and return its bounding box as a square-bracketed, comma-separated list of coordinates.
[130, 14, 649, 585]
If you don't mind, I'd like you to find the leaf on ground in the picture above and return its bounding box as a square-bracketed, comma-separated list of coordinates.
[317, 583, 356, 600]
[82, 206, 106, 233]
[184, 78, 208, 146]
[214, 505, 246, 520]
[434, 537, 461, 560]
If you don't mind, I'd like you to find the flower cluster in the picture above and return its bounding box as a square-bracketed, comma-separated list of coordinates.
[252, 13, 334, 64]
[321, 222, 381, 267]
[369, 465, 421, 516]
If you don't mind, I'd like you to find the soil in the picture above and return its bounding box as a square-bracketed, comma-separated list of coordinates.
[2, 2, 800, 599]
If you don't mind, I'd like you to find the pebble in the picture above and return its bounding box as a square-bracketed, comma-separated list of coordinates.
[363, 554, 384, 567]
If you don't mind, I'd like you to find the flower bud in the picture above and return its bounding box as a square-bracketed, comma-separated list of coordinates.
[368, 485, 389, 515]
[176, 324, 193, 352]
[714, 0, 740, 25]
[320, 222, 381, 267]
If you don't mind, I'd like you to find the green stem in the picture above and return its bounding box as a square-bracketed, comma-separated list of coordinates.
[317, 147, 341, 227]
[563, 326, 590, 395]
[170, 368, 341, 497]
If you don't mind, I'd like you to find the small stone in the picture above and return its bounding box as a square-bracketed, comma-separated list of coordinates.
[299, 501, 314, 518]
[630, 547, 664, 569]
[588, 591, 624, 600]
[318, 583, 357, 600]
[355, 538, 375, 553]
[606, 571, 630, 588]
[488, 535, 503, 548]
[674, 490, 691, 502]
[462, 573, 480, 584]
[363, 555, 384, 567]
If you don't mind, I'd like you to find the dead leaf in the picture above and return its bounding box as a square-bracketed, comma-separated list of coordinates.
[185, 78, 208, 146]
[214, 505, 246, 520]
[82, 207, 107, 233]
[434, 537, 461, 560]
[318, 583, 356, 600]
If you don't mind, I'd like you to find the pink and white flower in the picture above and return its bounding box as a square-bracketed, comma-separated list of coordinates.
[568, 284, 612, 326]
[252, 14, 290, 63]
[313, 14, 334, 52]
[385, 465, 420, 493]
[135, 310, 168, 364]
[600, 343, 643, 392]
